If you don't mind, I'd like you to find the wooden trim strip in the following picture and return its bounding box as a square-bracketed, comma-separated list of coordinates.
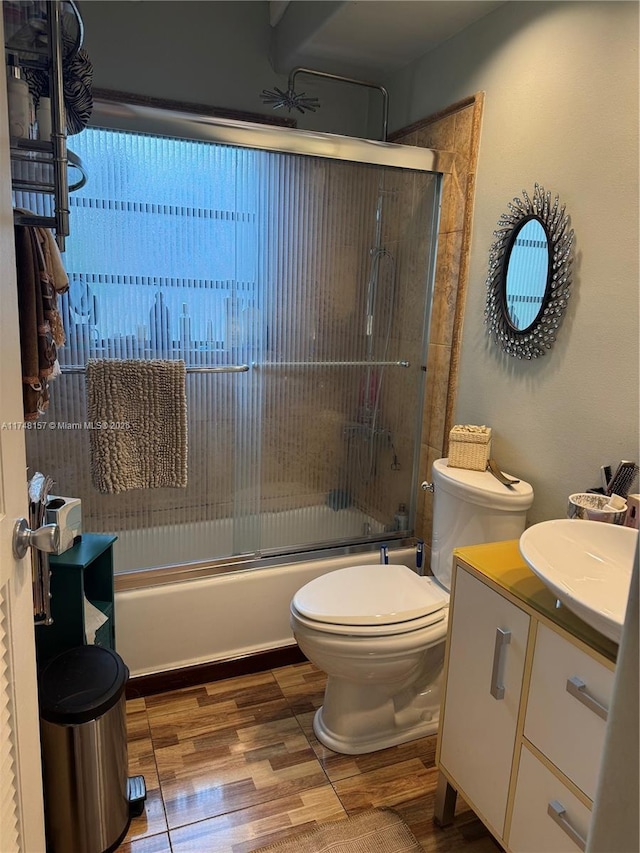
[388, 93, 480, 142]
[521, 739, 593, 810]
[504, 619, 538, 841]
[125, 644, 307, 699]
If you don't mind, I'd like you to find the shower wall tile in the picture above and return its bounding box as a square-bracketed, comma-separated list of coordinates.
[442, 154, 470, 235]
[415, 120, 456, 153]
[430, 231, 463, 348]
[392, 93, 484, 548]
[454, 106, 475, 162]
[423, 343, 452, 454]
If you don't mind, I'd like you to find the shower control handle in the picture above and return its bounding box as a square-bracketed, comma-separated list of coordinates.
[421, 481, 434, 493]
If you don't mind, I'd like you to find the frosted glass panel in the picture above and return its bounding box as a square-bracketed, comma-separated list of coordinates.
[25, 124, 440, 573]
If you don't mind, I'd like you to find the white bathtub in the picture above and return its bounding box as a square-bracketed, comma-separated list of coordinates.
[115, 543, 416, 677]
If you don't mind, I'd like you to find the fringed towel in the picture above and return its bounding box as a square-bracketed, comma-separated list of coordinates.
[14, 224, 59, 420]
[86, 359, 188, 493]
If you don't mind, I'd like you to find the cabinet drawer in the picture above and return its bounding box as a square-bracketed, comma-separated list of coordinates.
[524, 623, 613, 800]
[509, 746, 591, 853]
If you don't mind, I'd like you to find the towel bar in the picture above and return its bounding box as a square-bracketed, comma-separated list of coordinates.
[255, 360, 410, 368]
[60, 364, 250, 374]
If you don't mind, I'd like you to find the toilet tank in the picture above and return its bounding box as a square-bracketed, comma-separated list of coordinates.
[430, 458, 534, 590]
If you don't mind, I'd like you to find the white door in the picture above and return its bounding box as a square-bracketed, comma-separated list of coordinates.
[0, 22, 47, 853]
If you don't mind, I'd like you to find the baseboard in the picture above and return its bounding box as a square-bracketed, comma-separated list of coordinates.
[125, 644, 307, 699]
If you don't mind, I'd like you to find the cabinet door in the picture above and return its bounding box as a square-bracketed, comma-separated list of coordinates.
[439, 565, 530, 836]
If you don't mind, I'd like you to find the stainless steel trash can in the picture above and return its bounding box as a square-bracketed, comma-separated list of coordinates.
[39, 646, 130, 853]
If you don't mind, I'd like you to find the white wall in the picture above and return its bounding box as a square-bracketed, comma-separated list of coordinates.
[387, 1, 639, 523]
[80, 1, 371, 138]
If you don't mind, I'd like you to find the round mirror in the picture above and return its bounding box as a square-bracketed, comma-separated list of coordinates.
[503, 217, 549, 331]
[485, 184, 574, 359]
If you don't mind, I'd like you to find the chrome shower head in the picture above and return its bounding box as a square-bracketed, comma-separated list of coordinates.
[261, 67, 389, 140]
[260, 85, 320, 114]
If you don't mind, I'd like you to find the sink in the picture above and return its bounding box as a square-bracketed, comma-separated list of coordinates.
[519, 519, 638, 643]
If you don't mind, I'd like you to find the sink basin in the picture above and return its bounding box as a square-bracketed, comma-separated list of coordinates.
[519, 519, 638, 643]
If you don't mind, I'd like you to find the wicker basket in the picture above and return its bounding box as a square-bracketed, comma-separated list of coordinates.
[448, 425, 492, 471]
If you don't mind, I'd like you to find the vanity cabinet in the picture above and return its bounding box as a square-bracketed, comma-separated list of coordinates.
[436, 541, 617, 853]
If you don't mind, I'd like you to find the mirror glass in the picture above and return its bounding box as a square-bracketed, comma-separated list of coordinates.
[504, 217, 549, 330]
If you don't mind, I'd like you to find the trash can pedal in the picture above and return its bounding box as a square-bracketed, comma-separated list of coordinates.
[127, 775, 147, 818]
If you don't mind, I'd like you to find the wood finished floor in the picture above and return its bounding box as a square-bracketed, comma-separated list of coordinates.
[119, 662, 500, 853]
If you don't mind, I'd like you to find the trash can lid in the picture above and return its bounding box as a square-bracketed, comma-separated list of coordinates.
[39, 646, 129, 725]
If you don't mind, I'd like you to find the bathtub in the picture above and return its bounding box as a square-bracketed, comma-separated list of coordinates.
[114, 505, 415, 677]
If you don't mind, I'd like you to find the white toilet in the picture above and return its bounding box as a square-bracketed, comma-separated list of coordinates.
[290, 458, 534, 754]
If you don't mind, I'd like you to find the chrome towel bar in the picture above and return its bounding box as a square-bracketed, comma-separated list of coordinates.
[60, 364, 250, 374]
[256, 360, 410, 368]
[60, 360, 409, 374]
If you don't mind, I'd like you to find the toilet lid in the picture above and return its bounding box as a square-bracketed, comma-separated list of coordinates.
[292, 564, 448, 627]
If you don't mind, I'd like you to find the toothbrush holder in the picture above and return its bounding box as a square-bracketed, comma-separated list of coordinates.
[567, 493, 627, 525]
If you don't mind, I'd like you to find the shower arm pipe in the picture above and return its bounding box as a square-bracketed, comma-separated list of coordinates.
[255, 360, 409, 369]
[288, 67, 389, 141]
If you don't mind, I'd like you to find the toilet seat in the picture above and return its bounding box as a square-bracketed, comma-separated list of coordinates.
[291, 564, 449, 637]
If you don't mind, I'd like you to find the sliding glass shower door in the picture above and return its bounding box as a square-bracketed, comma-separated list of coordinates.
[255, 153, 440, 555]
[23, 118, 441, 573]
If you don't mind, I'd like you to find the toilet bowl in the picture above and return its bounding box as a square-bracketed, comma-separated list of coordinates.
[291, 563, 449, 753]
[290, 458, 534, 755]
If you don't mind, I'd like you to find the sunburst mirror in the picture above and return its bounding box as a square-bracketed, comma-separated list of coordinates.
[485, 183, 574, 359]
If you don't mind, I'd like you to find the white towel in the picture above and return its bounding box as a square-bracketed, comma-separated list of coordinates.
[86, 359, 188, 493]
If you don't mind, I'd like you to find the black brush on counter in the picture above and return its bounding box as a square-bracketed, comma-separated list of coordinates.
[606, 461, 639, 498]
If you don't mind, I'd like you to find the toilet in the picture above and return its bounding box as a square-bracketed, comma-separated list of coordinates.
[290, 458, 534, 754]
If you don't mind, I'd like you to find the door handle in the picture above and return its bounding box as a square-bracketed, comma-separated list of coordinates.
[547, 800, 586, 851]
[566, 676, 609, 722]
[490, 627, 511, 699]
[13, 518, 60, 560]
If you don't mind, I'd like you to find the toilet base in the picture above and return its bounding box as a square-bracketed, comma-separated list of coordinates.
[312, 704, 439, 755]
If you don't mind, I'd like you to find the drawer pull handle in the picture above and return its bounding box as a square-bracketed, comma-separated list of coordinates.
[490, 627, 511, 700]
[566, 676, 609, 721]
[547, 799, 586, 851]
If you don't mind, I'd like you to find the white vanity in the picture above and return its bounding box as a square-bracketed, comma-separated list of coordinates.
[435, 540, 618, 853]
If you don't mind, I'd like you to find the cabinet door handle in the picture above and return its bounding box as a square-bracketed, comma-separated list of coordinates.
[547, 800, 586, 851]
[489, 627, 511, 700]
[566, 676, 609, 722]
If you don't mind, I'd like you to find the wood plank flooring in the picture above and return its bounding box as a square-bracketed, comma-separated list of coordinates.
[118, 662, 500, 853]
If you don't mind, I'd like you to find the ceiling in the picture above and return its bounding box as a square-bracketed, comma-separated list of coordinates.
[270, 1, 505, 78]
